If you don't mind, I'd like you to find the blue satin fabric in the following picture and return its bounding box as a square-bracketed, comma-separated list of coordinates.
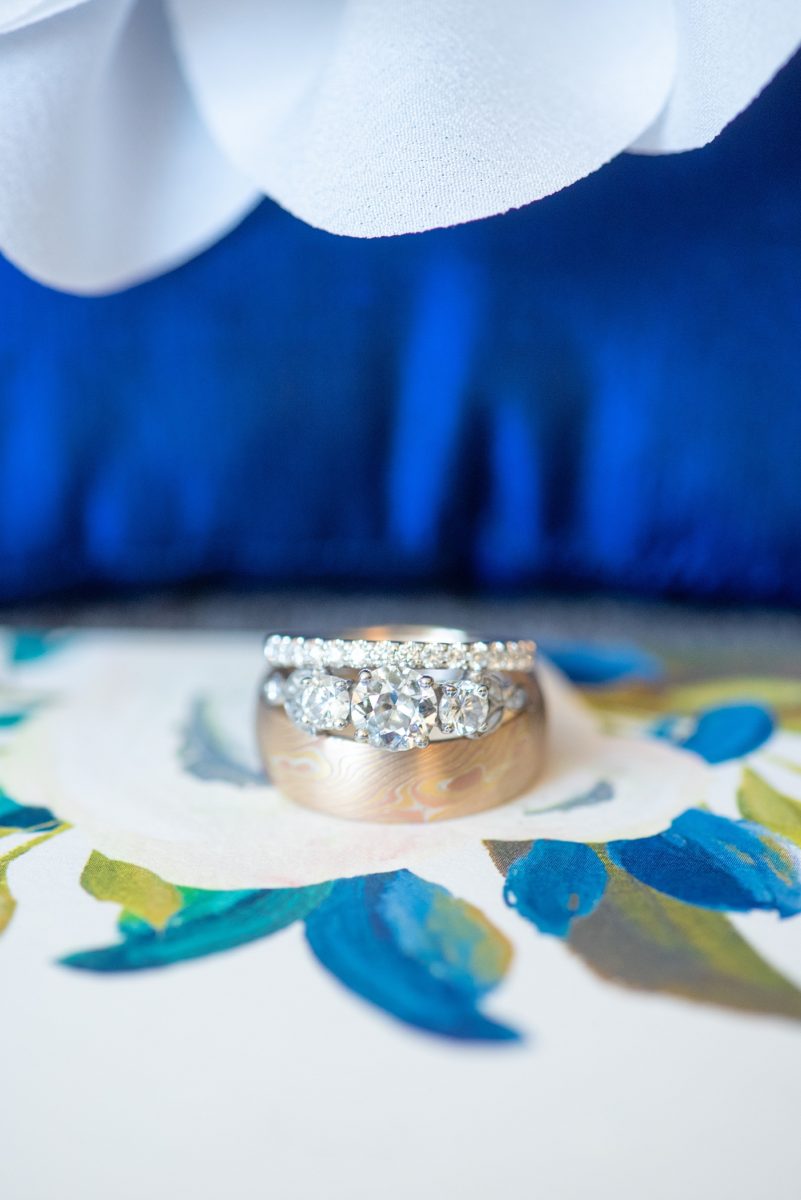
[1, 57, 800, 603]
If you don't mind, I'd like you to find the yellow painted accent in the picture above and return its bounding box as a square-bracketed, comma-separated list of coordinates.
[0, 866, 15, 934]
[738, 768, 801, 849]
[80, 850, 182, 930]
[427, 892, 513, 985]
[0, 825, 70, 937]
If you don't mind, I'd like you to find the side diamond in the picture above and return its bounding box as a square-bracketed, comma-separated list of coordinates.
[262, 671, 285, 706]
[285, 670, 351, 732]
[438, 674, 506, 739]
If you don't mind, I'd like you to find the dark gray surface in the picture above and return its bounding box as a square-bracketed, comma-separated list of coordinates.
[2, 588, 800, 674]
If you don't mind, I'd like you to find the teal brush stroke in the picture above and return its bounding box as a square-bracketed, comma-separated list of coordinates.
[179, 697, 266, 786]
[60, 884, 331, 972]
[305, 870, 519, 1042]
[0, 790, 59, 832]
[0, 710, 30, 729]
[7, 631, 70, 665]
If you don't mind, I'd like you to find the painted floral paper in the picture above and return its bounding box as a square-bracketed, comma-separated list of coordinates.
[2, 627, 801, 1044]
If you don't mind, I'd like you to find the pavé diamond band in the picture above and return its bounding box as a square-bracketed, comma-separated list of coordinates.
[263, 633, 535, 674]
[261, 628, 537, 752]
[256, 626, 545, 823]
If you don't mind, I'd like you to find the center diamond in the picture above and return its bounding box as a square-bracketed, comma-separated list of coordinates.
[351, 668, 438, 751]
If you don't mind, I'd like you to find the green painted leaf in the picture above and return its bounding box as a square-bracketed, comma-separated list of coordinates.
[665, 677, 801, 715]
[0, 826, 67, 937]
[568, 864, 801, 1021]
[6, 631, 70, 664]
[585, 677, 801, 733]
[737, 769, 801, 848]
[0, 864, 16, 935]
[80, 851, 183, 930]
[62, 883, 333, 972]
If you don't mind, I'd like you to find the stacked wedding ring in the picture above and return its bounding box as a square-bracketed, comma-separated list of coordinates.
[256, 626, 546, 823]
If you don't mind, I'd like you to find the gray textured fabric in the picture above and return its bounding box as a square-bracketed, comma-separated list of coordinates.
[3, 589, 800, 674]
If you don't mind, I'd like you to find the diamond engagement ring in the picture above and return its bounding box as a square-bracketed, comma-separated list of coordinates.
[261, 629, 537, 752]
[256, 627, 546, 823]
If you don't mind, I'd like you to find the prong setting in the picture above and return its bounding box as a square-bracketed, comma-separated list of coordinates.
[267, 647, 530, 751]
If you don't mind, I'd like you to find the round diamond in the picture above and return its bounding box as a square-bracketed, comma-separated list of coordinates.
[351, 669, 438, 752]
[488, 641, 506, 669]
[398, 642, 425, 670]
[326, 639, 346, 668]
[428, 643, 451, 669]
[307, 638, 327, 667]
[438, 674, 506, 739]
[446, 643, 467, 669]
[285, 670, 350, 732]
[262, 670, 285, 706]
[347, 640, 370, 669]
[467, 641, 489, 670]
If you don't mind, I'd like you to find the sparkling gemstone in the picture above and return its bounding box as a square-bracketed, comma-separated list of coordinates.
[264, 634, 282, 660]
[285, 670, 351, 732]
[262, 670, 285, 706]
[446, 643, 467, 669]
[307, 637, 327, 667]
[398, 641, 425, 669]
[351, 668, 438, 751]
[438, 674, 506, 738]
[428, 643, 451, 669]
[467, 641, 489, 670]
[488, 641, 506, 669]
[291, 639, 308, 668]
[347, 640, 370, 669]
[327, 639, 346, 668]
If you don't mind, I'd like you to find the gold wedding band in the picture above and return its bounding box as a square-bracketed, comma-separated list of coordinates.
[256, 625, 546, 823]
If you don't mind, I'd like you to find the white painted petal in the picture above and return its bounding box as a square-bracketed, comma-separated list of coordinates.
[467, 661, 709, 843]
[634, 0, 801, 152]
[0, 0, 87, 35]
[0, 633, 708, 890]
[0, 633, 464, 888]
[0, 0, 257, 293]
[168, 0, 676, 237]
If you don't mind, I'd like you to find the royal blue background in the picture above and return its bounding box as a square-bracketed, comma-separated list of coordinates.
[1, 56, 800, 604]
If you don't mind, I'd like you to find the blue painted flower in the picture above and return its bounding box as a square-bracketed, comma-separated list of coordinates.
[59, 862, 518, 1043]
[498, 807, 801, 940]
[541, 641, 664, 688]
[650, 705, 775, 764]
[608, 808, 801, 917]
[503, 841, 607, 936]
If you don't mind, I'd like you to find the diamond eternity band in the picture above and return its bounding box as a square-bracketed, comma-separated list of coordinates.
[263, 634, 536, 674]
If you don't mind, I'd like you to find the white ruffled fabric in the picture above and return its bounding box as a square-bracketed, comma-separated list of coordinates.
[1, 0, 799, 293]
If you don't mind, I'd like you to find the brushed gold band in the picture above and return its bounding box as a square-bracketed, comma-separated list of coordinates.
[256, 625, 545, 822]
